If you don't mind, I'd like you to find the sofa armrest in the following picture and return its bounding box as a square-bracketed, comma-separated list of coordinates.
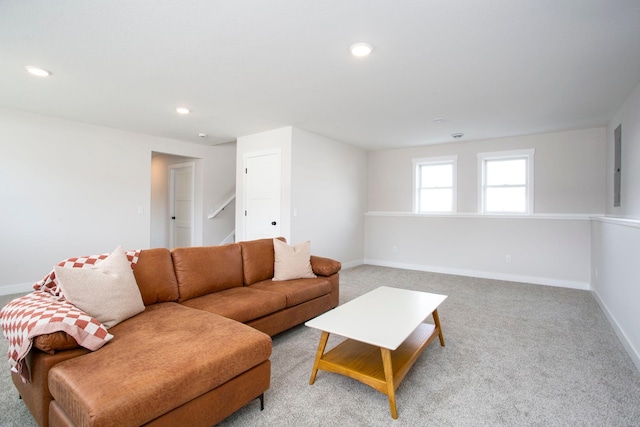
[310, 256, 341, 277]
[33, 332, 80, 354]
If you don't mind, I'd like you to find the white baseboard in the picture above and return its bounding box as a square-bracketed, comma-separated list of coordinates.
[591, 288, 640, 373]
[340, 259, 364, 270]
[363, 259, 590, 291]
[0, 282, 33, 296]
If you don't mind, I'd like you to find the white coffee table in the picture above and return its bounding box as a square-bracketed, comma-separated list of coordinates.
[305, 286, 447, 419]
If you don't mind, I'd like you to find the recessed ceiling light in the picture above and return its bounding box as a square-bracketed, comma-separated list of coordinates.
[452, 132, 464, 139]
[198, 133, 207, 138]
[176, 107, 190, 115]
[350, 43, 373, 57]
[25, 66, 51, 77]
[433, 117, 447, 124]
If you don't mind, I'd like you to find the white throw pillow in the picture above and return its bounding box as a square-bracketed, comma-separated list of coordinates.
[55, 246, 145, 328]
[273, 239, 317, 281]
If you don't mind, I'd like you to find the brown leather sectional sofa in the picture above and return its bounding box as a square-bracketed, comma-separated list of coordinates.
[11, 238, 341, 427]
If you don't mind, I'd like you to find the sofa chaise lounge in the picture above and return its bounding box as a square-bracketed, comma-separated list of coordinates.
[4, 238, 341, 427]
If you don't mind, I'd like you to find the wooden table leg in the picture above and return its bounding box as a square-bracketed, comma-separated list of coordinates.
[432, 309, 445, 346]
[380, 348, 398, 419]
[309, 331, 330, 385]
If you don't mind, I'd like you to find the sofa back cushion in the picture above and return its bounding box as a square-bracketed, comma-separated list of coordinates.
[133, 248, 179, 305]
[171, 244, 244, 302]
[239, 237, 285, 285]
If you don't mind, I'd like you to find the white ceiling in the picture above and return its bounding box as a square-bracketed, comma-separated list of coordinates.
[2, 0, 639, 151]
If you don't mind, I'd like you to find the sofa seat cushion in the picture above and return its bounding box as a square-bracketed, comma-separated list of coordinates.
[181, 287, 287, 323]
[249, 277, 332, 307]
[48, 302, 271, 427]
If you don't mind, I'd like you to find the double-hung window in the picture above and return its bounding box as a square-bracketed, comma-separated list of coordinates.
[413, 156, 457, 213]
[478, 149, 534, 214]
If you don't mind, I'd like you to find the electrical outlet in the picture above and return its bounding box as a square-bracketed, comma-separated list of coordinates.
[505, 255, 512, 263]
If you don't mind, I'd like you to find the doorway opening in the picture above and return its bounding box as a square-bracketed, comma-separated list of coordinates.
[151, 152, 199, 248]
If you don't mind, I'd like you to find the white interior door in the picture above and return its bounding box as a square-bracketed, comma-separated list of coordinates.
[169, 163, 194, 248]
[244, 151, 281, 240]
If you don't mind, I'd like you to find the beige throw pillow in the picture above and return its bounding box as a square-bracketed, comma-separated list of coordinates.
[55, 246, 145, 328]
[273, 239, 317, 281]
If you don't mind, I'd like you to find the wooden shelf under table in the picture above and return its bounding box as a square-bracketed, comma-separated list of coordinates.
[310, 320, 443, 419]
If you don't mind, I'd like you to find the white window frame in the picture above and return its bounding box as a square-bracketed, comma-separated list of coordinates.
[412, 155, 458, 213]
[477, 149, 535, 214]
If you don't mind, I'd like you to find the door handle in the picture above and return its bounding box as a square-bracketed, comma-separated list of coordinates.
[171, 216, 176, 220]
[271, 221, 277, 226]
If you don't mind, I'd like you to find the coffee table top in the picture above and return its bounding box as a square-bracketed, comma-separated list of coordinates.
[305, 286, 447, 350]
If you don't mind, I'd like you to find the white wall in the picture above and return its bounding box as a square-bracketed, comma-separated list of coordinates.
[606, 82, 640, 218]
[201, 142, 237, 245]
[291, 128, 367, 266]
[365, 128, 606, 289]
[0, 108, 235, 294]
[366, 214, 591, 288]
[236, 126, 367, 266]
[591, 219, 640, 370]
[151, 153, 174, 248]
[369, 128, 606, 214]
[591, 80, 640, 371]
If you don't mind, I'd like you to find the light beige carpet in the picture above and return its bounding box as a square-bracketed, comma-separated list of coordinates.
[2, 265, 640, 426]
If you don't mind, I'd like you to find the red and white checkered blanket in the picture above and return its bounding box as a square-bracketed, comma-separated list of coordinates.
[0, 250, 140, 382]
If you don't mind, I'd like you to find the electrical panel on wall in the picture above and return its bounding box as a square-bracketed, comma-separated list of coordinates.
[614, 124, 622, 207]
